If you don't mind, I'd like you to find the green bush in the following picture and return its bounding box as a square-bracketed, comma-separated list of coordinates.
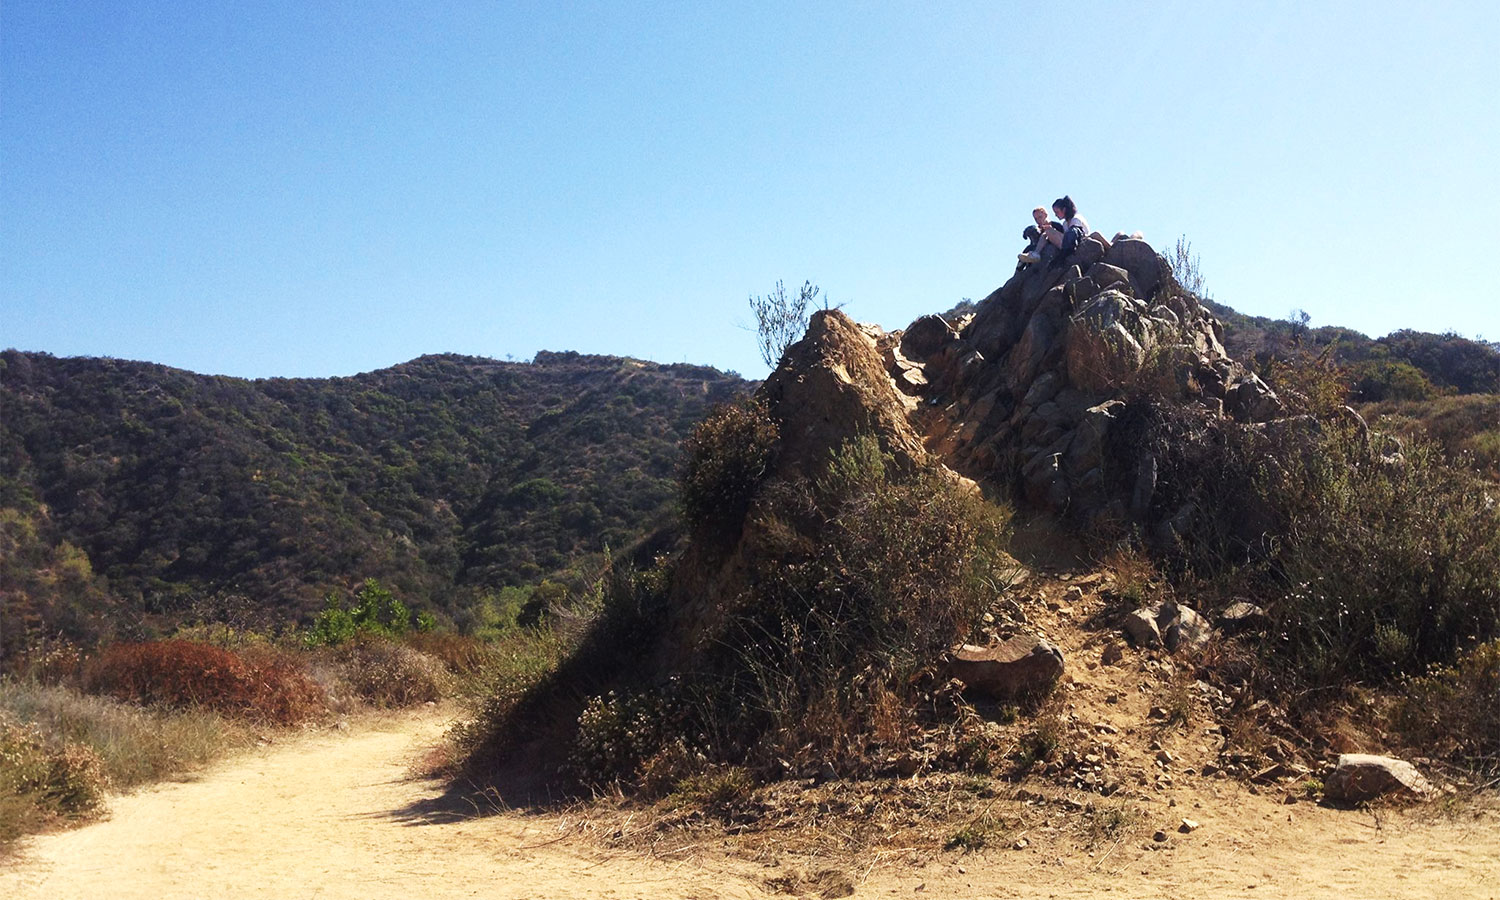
[1268, 428, 1500, 682]
[566, 436, 1009, 789]
[450, 626, 567, 767]
[1393, 640, 1500, 772]
[679, 398, 778, 541]
[305, 578, 418, 647]
[1350, 359, 1440, 402]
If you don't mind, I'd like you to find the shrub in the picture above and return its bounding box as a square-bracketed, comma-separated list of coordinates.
[1392, 640, 1500, 773]
[679, 398, 779, 541]
[1, 679, 239, 788]
[749, 279, 819, 369]
[1267, 429, 1500, 682]
[1110, 346, 1500, 694]
[1350, 359, 1440, 402]
[305, 578, 419, 647]
[403, 632, 500, 678]
[1, 715, 107, 847]
[450, 626, 566, 767]
[702, 437, 1009, 777]
[334, 638, 451, 708]
[567, 436, 1008, 789]
[0, 718, 106, 814]
[1361, 394, 1500, 478]
[570, 689, 679, 789]
[82, 640, 324, 725]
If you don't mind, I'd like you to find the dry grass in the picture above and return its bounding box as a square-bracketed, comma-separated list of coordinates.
[1, 679, 247, 791]
[332, 638, 453, 708]
[0, 678, 253, 854]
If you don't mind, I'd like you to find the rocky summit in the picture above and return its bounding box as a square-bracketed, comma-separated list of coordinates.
[769, 233, 1283, 535]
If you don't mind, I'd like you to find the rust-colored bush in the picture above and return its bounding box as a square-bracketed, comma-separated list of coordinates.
[83, 640, 324, 725]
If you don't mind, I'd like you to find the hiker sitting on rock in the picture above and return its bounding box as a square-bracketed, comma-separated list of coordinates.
[1040, 195, 1090, 266]
[1017, 206, 1061, 268]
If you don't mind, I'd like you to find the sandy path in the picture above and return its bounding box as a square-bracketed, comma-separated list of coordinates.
[2, 707, 1496, 899]
[0, 708, 769, 900]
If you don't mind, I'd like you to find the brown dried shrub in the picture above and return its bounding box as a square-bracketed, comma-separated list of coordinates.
[82, 640, 324, 725]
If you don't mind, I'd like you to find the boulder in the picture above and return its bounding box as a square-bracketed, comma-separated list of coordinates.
[1219, 601, 1271, 634]
[1123, 601, 1210, 652]
[947, 635, 1065, 700]
[1104, 238, 1168, 299]
[1084, 262, 1132, 293]
[1021, 371, 1062, 408]
[893, 235, 1291, 537]
[1324, 754, 1434, 803]
[1065, 290, 1151, 392]
[1020, 446, 1066, 508]
[1161, 602, 1211, 652]
[1123, 607, 1162, 648]
[1225, 372, 1283, 423]
[1073, 235, 1107, 270]
[1064, 400, 1122, 474]
[901, 314, 960, 360]
[762, 310, 932, 481]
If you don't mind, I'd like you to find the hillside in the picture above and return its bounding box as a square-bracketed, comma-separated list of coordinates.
[0, 349, 748, 653]
[1202, 298, 1500, 400]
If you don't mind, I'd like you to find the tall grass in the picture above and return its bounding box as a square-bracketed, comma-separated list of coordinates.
[1, 678, 250, 853]
[1, 679, 243, 789]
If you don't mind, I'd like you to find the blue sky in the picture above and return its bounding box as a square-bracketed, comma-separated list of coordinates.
[3, 1, 1497, 379]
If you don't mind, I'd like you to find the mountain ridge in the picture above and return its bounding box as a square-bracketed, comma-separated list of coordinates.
[0, 348, 749, 654]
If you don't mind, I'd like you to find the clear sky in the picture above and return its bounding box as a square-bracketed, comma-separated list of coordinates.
[3, 1, 1497, 380]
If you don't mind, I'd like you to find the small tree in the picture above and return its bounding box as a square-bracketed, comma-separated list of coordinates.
[1167, 237, 1206, 299]
[749, 280, 820, 369]
[1287, 308, 1312, 345]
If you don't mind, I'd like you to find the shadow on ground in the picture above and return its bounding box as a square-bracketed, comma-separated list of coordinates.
[383, 755, 575, 826]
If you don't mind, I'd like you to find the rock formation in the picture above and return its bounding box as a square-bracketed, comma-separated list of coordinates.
[907, 235, 1281, 528]
[664, 235, 1283, 705]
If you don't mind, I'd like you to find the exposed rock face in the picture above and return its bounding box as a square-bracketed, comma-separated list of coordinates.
[947, 635, 1065, 700]
[883, 235, 1281, 533]
[1324, 754, 1434, 803]
[669, 235, 1282, 687]
[761, 310, 934, 481]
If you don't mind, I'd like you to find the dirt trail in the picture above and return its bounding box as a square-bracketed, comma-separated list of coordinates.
[0, 708, 769, 900]
[2, 707, 1495, 900]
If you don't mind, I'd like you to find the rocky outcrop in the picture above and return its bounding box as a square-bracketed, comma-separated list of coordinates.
[1324, 754, 1434, 803]
[878, 235, 1282, 535]
[662, 308, 972, 669]
[762, 311, 935, 481]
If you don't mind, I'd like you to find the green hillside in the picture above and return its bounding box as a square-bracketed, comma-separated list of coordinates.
[1202, 299, 1500, 400]
[0, 350, 748, 654]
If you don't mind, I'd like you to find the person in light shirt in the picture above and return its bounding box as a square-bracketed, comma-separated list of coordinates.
[1041, 195, 1089, 266]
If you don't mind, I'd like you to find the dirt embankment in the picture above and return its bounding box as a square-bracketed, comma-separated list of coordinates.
[1, 706, 1495, 900]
